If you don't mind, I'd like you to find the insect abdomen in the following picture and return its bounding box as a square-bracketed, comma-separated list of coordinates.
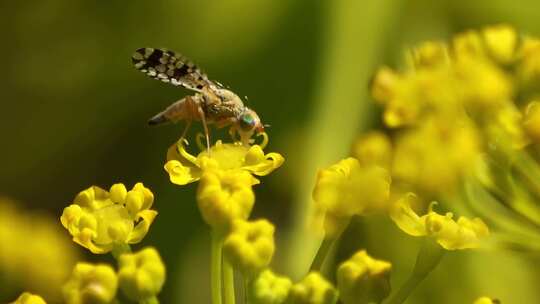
[148, 112, 169, 126]
[148, 96, 201, 126]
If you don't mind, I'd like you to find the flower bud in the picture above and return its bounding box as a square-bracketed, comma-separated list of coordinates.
[474, 297, 500, 304]
[249, 269, 292, 304]
[223, 219, 275, 276]
[286, 272, 338, 304]
[118, 247, 166, 302]
[337, 250, 391, 304]
[482, 24, 517, 63]
[62, 263, 118, 304]
[197, 169, 255, 232]
[11, 293, 47, 304]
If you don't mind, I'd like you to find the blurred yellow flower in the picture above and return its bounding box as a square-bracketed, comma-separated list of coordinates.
[481, 24, 517, 64]
[223, 219, 275, 276]
[62, 262, 118, 304]
[249, 269, 292, 304]
[312, 157, 390, 237]
[370, 66, 398, 103]
[11, 293, 47, 304]
[60, 183, 157, 254]
[197, 169, 256, 232]
[392, 118, 480, 194]
[0, 198, 78, 302]
[473, 297, 500, 304]
[518, 36, 540, 83]
[389, 193, 490, 250]
[118, 247, 166, 302]
[407, 41, 449, 68]
[286, 272, 338, 304]
[351, 131, 392, 169]
[336, 250, 392, 304]
[164, 138, 284, 185]
[452, 30, 486, 59]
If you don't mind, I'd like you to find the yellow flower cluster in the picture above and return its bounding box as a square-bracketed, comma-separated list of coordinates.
[164, 136, 284, 303]
[166, 138, 283, 234]
[165, 139, 284, 186]
[0, 198, 79, 302]
[60, 183, 157, 254]
[390, 194, 490, 250]
[369, 24, 540, 195]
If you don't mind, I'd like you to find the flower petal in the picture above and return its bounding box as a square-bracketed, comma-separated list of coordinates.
[128, 210, 158, 244]
[389, 193, 426, 237]
[164, 160, 202, 185]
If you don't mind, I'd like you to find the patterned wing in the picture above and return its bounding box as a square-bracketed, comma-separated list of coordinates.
[132, 48, 213, 91]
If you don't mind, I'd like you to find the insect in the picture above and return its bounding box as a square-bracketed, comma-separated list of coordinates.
[131, 47, 264, 149]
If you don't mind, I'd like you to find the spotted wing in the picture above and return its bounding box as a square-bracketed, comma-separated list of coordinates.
[132, 48, 213, 91]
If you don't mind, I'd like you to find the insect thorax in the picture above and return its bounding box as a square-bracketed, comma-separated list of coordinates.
[203, 88, 246, 120]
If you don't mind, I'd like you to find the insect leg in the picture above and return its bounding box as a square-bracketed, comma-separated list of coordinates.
[180, 120, 192, 141]
[197, 107, 211, 153]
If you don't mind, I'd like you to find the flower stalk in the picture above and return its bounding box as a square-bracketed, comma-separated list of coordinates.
[223, 257, 236, 304]
[112, 243, 132, 260]
[212, 232, 223, 304]
[386, 240, 445, 304]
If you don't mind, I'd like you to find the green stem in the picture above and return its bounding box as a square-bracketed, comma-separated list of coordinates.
[223, 257, 236, 304]
[309, 220, 348, 273]
[111, 243, 132, 260]
[386, 240, 445, 304]
[309, 237, 336, 272]
[244, 277, 250, 304]
[211, 232, 223, 304]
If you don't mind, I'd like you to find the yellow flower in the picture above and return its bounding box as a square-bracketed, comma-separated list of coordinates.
[351, 131, 392, 169]
[312, 157, 390, 237]
[336, 250, 392, 304]
[223, 219, 275, 276]
[118, 247, 166, 302]
[370, 66, 399, 103]
[481, 24, 518, 64]
[389, 193, 490, 250]
[407, 40, 449, 68]
[249, 269, 292, 304]
[62, 263, 118, 304]
[0, 198, 79, 302]
[455, 57, 512, 110]
[164, 137, 284, 185]
[392, 118, 480, 194]
[11, 293, 47, 304]
[474, 297, 500, 304]
[60, 183, 157, 254]
[197, 169, 256, 232]
[452, 30, 485, 59]
[285, 272, 338, 304]
[518, 37, 540, 83]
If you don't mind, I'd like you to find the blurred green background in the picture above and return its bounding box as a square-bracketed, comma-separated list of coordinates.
[2, 0, 540, 303]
